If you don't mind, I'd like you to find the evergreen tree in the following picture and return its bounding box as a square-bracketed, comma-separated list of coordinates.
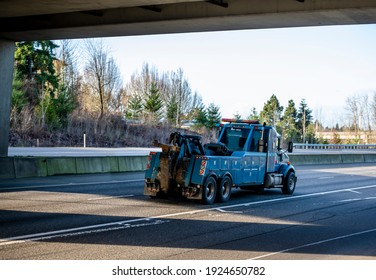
[127, 94, 143, 120]
[11, 72, 27, 113]
[260, 94, 283, 126]
[193, 104, 208, 129]
[166, 94, 178, 125]
[15, 41, 59, 96]
[247, 107, 260, 121]
[206, 103, 221, 129]
[233, 112, 242, 121]
[144, 82, 163, 122]
[282, 99, 298, 143]
[14, 40, 60, 127]
[297, 99, 313, 143]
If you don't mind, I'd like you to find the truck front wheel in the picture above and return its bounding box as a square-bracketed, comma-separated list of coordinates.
[282, 171, 296, 194]
[217, 176, 232, 203]
[202, 176, 217, 204]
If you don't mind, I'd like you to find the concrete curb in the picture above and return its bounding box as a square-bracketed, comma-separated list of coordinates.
[1, 153, 375, 179]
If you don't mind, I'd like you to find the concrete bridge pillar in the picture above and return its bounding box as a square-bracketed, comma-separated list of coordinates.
[0, 39, 15, 157]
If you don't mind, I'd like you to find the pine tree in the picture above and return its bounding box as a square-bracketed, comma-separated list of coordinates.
[260, 94, 283, 126]
[206, 103, 221, 129]
[282, 99, 298, 143]
[297, 99, 313, 143]
[193, 104, 208, 129]
[166, 94, 178, 125]
[127, 94, 143, 120]
[144, 82, 163, 122]
[14, 40, 60, 127]
[247, 107, 260, 121]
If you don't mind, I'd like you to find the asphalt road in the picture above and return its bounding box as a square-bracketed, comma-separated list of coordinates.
[0, 163, 375, 260]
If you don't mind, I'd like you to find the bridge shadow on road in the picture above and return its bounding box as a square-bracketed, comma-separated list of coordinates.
[0, 165, 376, 260]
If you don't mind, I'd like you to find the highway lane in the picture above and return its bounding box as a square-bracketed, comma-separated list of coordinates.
[0, 163, 375, 260]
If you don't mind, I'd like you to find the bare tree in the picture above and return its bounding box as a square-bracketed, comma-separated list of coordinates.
[372, 92, 376, 131]
[166, 68, 202, 126]
[83, 39, 123, 118]
[56, 40, 79, 91]
[127, 63, 159, 98]
[360, 94, 373, 143]
[345, 94, 361, 141]
[125, 64, 202, 125]
[345, 92, 376, 143]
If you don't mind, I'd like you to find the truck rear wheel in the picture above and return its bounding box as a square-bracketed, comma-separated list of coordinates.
[282, 171, 296, 194]
[202, 176, 217, 205]
[217, 176, 232, 203]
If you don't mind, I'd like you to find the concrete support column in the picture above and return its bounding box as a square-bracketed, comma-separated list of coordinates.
[0, 39, 15, 157]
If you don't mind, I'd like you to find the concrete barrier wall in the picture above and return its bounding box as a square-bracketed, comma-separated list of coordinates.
[288, 153, 376, 165]
[0, 156, 148, 179]
[1, 153, 375, 179]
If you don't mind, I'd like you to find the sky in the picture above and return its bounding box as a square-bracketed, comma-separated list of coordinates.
[101, 24, 376, 127]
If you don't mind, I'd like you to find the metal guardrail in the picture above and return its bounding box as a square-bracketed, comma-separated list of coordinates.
[293, 143, 376, 150]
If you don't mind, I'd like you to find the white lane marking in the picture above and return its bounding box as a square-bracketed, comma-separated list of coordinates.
[339, 198, 362, 202]
[1, 184, 376, 247]
[249, 227, 376, 260]
[318, 176, 334, 180]
[87, 194, 135, 201]
[346, 189, 361, 194]
[0, 179, 144, 191]
[0, 220, 169, 246]
[216, 208, 243, 214]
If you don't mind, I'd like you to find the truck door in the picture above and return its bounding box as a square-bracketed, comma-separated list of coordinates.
[240, 156, 253, 184]
[241, 155, 260, 185]
[241, 128, 265, 185]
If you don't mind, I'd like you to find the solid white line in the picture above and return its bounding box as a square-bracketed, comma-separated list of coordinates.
[216, 208, 243, 214]
[249, 227, 376, 260]
[87, 194, 134, 201]
[0, 179, 144, 191]
[216, 184, 376, 210]
[1, 184, 376, 247]
[318, 176, 334, 180]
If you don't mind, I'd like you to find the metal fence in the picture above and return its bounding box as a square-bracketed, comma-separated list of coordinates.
[293, 143, 376, 150]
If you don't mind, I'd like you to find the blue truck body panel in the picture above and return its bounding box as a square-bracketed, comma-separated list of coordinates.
[144, 119, 297, 204]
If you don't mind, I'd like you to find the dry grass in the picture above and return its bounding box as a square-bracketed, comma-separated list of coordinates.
[9, 111, 215, 148]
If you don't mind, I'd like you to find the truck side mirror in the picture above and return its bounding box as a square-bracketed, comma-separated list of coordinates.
[288, 141, 294, 153]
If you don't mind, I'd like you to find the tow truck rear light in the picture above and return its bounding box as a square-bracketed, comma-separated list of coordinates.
[146, 154, 153, 169]
[199, 160, 207, 175]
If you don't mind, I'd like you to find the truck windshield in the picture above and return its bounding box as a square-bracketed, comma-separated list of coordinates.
[219, 127, 251, 151]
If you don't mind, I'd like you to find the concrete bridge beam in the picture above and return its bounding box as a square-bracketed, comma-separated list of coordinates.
[0, 39, 15, 157]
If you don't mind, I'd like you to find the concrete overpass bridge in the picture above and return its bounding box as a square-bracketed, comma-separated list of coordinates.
[1, 0, 376, 156]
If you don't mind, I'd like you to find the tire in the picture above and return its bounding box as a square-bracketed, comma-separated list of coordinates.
[202, 176, 217, 205]
[217, 176, 232, 203]
[282, 171, 296, 194]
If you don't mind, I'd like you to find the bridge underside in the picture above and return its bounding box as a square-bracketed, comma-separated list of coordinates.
[1, 0, 376, 41]
[1, 0, 376, 156]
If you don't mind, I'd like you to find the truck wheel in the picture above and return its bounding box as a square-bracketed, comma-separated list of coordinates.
[217, 176, 232, 203]
[282, 171, 296, 194]
[202, 176, 217, 205]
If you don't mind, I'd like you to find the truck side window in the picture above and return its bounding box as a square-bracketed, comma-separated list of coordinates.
[249, 130, 262, 152]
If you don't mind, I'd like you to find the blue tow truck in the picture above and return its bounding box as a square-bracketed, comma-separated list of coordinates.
[144, 119, 297, 204]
